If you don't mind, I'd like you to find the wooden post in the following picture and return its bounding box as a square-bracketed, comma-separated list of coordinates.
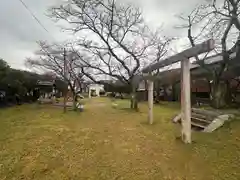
[148, 80, 154, 124]
[88, 87, 91, 98]
[181, 58, 191, 143]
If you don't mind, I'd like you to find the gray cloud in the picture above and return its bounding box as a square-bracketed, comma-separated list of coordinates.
[136, 0, 200, 35]
[0, 0, 198, 70]
[0, 0, 64, 69]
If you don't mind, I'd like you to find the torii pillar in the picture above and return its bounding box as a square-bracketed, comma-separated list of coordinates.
[148, 80, 154, 125]
[181, 58, 191, 143]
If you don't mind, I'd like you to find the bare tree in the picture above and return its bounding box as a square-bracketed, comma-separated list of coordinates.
[50, 0, 172, 110]
[26, 41, 93, 111]
[177, 0, 240, 108]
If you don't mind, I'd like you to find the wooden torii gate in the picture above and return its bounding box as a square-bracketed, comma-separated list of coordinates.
[142, 39, 215, 143]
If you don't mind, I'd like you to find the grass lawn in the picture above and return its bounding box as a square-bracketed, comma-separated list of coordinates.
[0, 98, 240, 180]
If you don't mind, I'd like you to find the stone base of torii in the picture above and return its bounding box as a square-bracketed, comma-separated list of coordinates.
[142, 39, 215, 143]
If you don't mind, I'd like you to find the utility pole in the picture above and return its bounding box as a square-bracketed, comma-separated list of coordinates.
[63, 48, 67, 113]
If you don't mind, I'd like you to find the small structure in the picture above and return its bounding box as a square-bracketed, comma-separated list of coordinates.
[36, 80, 56, 104]
[142, 39, 215, 143]
[88, 84, 104, 98]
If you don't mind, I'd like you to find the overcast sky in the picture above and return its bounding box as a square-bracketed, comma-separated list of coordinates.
[0, 0, 200, 70]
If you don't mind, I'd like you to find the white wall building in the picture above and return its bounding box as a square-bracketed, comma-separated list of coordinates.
[88, 84, 104, 97]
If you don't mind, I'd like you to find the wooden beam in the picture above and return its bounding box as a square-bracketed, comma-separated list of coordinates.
[181, 58, 191, 143]
[142, 39, 215, 73]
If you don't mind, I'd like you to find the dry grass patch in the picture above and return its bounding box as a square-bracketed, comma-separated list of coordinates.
[0, 99, 240, 179]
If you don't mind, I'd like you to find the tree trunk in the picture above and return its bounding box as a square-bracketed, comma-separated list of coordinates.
[130, 86, 138, 111]
[211, 81, 229, 109]
[144, 80, 148, 101]
[63, 89, 67, 113]
[225, 80, 232, 105]
[154, 81, 160, 104]
[163, 86, 168, 101]
[72, 92, 77, 111]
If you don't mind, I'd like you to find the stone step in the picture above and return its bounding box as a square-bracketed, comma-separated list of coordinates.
[191, 112, 208, 119]
[192, 108, 222, 118]
[173, 109, 234, 132]
[191, 116, 212, 124]
[191, 121, 206, 129]
[191, 116, 210, 129]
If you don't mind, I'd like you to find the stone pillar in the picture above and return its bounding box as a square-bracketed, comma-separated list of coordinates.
[181, 58, 191, 143]
[148, 80, 154, 125]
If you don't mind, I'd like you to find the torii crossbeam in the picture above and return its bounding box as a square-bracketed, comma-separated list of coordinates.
[142, 39, 215, 143]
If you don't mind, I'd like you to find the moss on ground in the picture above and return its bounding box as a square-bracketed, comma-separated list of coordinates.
[0, 98, 240, 180]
